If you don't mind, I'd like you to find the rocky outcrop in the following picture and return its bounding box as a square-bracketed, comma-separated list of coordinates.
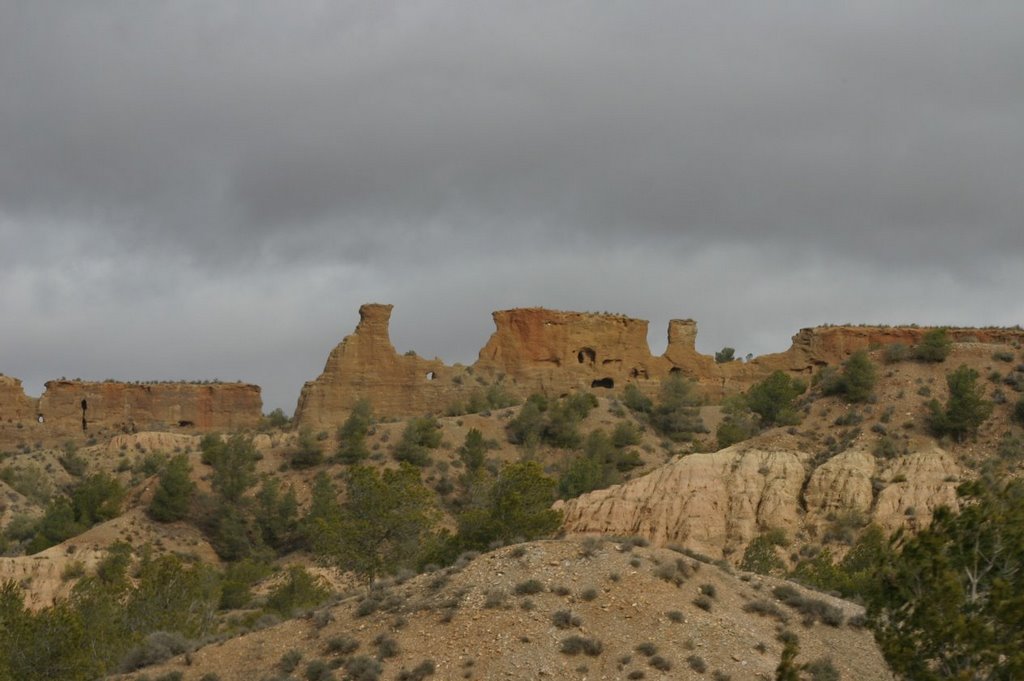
[295, 303, 1024, 430]
[0, 378, 261, 444]
[0, 374, 36, 424]
[294, 304, 456, 430]
[558, 442, 965, 558]
[37, 380, 261, 435]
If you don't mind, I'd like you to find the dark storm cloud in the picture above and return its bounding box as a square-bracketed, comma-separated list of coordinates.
[2, 1, 1023, 410]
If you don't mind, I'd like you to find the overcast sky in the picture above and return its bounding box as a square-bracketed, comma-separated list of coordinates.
[2, 1, 1023, 412]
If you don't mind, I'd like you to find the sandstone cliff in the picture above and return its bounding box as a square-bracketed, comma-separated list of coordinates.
[0, 374, 36, 424]
[293, 304, 455, 430]
[38, 380, 262, 435]
[295, 302, 1024, 430]
[0, 378, 261, 445]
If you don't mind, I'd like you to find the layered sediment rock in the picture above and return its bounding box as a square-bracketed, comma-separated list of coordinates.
[295, 303, 1024, 430]
[0, 377, 261, 444]
[558, 442, 965, 558]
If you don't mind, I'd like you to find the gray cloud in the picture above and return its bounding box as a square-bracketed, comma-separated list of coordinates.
[2, 1, 1023, 410]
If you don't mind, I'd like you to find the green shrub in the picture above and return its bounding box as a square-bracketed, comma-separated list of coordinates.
[373, 633, 399, 659]
[1013, 397, 1024, 426]
[560, 636, 603, 656]
[622, 384, 653, 414]
[805, 658, 840, 681]
[393, 416, 442, 467]
[914, 328, 952, 362]
[821, 351, 876, 403]
[513, 579, 544, 595]
[265, 566, 331, 616]
[715, 347, 736, 363]
[290, 427, 324, 468]
[278, 649, 302, 672]
[396, 660, 436, 681]
[344, 655, 382, 681]
[740, 534, 785, 575]
[336, 399, 373, 464]
[325, 635, 360, 656]
[552, 610, 582, 629]
[746, 372, 807, 427]
[304, 658, 335, 681]
[118, 631, 192, 672]
[883, 343, 910, 363]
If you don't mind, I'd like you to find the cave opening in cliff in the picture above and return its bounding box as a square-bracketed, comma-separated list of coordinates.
[577, 348, 596, 365]
[630, 367, 649, 379]
[591, 377, 614, 389]
[37, 414, 44, 423]
[669, 367, 682, 375]
[178, 420, 194, 427]
[426, 371, 436, 381]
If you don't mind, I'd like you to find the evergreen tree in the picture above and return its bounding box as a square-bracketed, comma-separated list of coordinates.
[254, 477, 299, 552]
[328, 464, 439, 582]
[210, 434, 259, 503]
[746, 371, 807, 427]
[927, 365, 993, 442]
[868, 479, 1024, 679]
[457, 461, 562, 550]
[336, 399, 373, 463]
[147, 454, 194, 523]
[457, 428, 487, 472]
[649, 374, 706, 441]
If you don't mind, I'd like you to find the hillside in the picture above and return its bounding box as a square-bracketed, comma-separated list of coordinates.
[112, 538, 891, 681]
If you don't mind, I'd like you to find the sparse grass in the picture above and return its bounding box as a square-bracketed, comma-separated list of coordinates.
[666, 610, 684, 622]
[693, 595, 713, 611]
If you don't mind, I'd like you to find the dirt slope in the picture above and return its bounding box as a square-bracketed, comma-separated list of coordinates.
[114, 538, 892, 681]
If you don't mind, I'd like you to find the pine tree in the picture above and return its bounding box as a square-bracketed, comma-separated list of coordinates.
[148, 454, 194, 523]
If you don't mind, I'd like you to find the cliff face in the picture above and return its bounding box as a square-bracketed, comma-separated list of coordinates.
[38, 381, 262, 434]
[476, 307, 660, 391]
[0, 378, 261, 444]
[0, 375, 36, 424]
[295, 303, 1024, 430]
[293, 304, 453, 430]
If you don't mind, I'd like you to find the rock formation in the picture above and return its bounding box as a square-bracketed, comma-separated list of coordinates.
[0, 378, 261, 445]
[295, 303, 1024, 430]
[557, 440, 964, 558]
[0, 375, 36, 424]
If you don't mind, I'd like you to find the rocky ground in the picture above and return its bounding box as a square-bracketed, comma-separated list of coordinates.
[112, 538, 892, 681]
